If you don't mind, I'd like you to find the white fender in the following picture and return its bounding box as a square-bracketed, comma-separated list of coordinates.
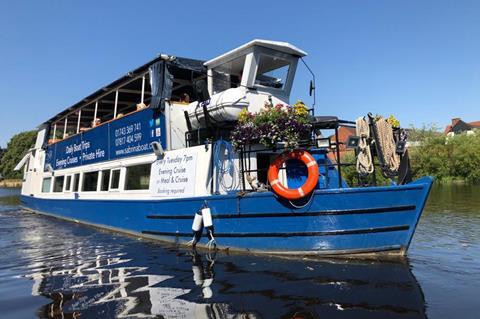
[192, 266, 204, 286]
[202, 207, 213, 227]
[192, 212, 203, 232]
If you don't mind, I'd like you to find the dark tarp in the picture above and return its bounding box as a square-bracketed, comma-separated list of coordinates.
[149, 61, 172, 111]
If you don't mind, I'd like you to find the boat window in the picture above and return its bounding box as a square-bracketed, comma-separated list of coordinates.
[100, 170, 110, 191]
[72, 173, 80, 192]
[115, 75, 153, 117]
[53, 176, 65, 192]
[64, 111, 79, 138]
[254, 55, 290, 90]
[110, 169, 121, 190]
[77, 103, 96, 133]
[125, 164, 150, 190]
[82, 171, 99, 192]
[95, 91, 117, 124]
[169, 67, 205, 104]
[65, 175, 72, 192]
[48, 121, 65, 144]
[42, 177, 52, 193]
[212, 55, 246, 94]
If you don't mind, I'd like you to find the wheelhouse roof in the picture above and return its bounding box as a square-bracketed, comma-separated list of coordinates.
[204, 39, 307, 69]
[42, 55, 205, 126]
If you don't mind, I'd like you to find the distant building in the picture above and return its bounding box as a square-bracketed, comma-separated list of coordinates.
[328, 126, 356, 162]
[444, 118, 480, 136]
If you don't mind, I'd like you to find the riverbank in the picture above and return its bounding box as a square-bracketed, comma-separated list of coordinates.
[0, 179, 22, 188]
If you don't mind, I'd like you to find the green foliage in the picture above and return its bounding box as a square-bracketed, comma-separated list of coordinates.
[407, 124, 442, 142]
[340, 124, 480, 185]
[409, 127, 480, 183]
[341, 152, 391, 186]
[0, 131, 37, 179]
[231, 101, 311, 149]
[0, 148, 5, 165]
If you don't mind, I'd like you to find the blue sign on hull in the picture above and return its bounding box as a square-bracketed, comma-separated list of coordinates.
[45, 109, 165, 171]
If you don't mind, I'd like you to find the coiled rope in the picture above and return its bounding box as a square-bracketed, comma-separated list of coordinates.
[373, 117, 400, 177]
[213, 139, 236, 192]
[355, 117, 374, 175]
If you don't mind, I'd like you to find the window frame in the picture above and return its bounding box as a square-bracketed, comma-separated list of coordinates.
[99, 169, 111, 192]
[109, 168, 122, 191]
[253, 53, 291, 91]
[81, 171, 99, 192]
[65, 175, 72, 192]
[41, 177, 52, 193]
[124, 163, 151, 191]
[249, 48, 298, 96]
[53, 175, 65, 193]
[72, 173, 80, 192]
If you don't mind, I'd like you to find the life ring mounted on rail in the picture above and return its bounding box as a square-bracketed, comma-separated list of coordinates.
[267, 150, 319, 200]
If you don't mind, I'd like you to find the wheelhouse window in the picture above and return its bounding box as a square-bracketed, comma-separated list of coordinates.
[212, 55, 246, 94]
[125, 164, 150, 190]
[100, 170, 110, 191]
[72, 173, 80, 192]
[53, 176, 65, 192]
[110, 169, 121, 190]
[254, 55, 290, 90]
[82, 171, 99, 192]
[42, 177, 52, 193]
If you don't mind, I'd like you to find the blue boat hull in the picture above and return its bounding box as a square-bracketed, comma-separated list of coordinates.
[20, 177, 433, 256]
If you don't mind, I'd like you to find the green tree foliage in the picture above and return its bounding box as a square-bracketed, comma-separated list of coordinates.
[0, 148, 5, 164]
[0, 131, 37, 179]
[341, 152, 391, 186]
[342, 125, 480, 185]
[407, 124, 442, 141]
[409, 127, 480, 183]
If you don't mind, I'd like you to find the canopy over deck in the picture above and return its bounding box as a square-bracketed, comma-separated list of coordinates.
[42, 55, 205, 126]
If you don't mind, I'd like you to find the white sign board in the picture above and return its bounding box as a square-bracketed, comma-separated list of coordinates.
[150, 151, 197, 197]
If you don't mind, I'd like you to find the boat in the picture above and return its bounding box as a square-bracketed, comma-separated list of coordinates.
[17, 39, 433, 257]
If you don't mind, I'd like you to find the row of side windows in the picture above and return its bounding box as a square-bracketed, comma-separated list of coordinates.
[41, 164, 149, 193]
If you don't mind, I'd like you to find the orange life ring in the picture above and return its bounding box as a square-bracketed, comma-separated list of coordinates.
[267, 150, 319, 200]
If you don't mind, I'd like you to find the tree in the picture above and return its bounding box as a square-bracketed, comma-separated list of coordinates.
[407, 124, 442, 142]
[0, 147, 5, 164]
[0, 131, 37, 179]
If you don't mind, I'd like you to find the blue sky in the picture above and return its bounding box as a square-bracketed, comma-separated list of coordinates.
[0, 0, 479, 147]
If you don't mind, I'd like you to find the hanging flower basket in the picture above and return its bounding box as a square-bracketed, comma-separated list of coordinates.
[231, 100, 312, 149]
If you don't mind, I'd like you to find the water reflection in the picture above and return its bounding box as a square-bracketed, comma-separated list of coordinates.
[0, 188, 427, 318]
[2, 186, 479, 318]
[22, 243, 427, 318]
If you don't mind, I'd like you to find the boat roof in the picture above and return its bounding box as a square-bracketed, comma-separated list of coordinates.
[42, 39, 307, 126]
[42, 55, 205, 126]
[204, 39, 307, 68]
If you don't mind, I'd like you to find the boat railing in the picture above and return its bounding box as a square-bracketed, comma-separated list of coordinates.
[235, 117, 403, 192]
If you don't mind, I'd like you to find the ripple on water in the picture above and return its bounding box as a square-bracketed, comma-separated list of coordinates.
[0, 186, 479, 318]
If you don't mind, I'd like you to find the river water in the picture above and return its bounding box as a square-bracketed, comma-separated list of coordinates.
[0, 186, 478, 319]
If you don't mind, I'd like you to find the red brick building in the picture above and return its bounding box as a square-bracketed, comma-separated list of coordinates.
[328, 126, 356, 162]
[444, 118, 480, 136]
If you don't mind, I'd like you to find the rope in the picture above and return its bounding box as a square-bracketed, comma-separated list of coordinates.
[355, 117, 374, 175]
[373, 117, 400, 176]
[213, 139, 236, 192]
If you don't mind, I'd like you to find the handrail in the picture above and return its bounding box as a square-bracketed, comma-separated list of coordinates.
[47, 106, 151, 146]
